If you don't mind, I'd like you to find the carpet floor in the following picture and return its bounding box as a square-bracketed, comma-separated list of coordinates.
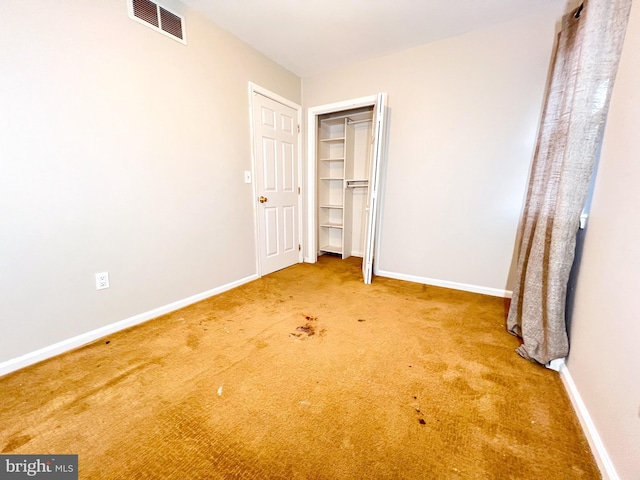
[0, 255, 599, 479]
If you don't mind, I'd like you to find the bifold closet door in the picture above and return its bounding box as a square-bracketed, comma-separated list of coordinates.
[362, 93, 387, 284]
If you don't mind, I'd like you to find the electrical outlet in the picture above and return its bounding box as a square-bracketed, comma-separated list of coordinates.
[95, 272, 109, 290]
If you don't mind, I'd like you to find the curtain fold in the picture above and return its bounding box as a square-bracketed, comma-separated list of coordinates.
[507, 0, 633, 365]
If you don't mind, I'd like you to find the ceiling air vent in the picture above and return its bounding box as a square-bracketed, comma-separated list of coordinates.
[128, 0, 186, 44]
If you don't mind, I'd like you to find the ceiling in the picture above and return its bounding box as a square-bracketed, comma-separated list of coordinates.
[180, 0, 570, 77]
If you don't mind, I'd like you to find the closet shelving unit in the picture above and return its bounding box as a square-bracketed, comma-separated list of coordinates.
[318, 110, 373, 258]
[318, 117, 346, 255]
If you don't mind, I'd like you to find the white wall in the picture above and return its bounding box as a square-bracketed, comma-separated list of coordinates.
[565, 3, 640, 478]
[0, 0, 300, 363]
[303, 8, 563, 295]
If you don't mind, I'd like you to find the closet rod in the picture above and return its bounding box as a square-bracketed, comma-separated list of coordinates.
[346, 180, 368, 188]
[347, 119, 372, 125]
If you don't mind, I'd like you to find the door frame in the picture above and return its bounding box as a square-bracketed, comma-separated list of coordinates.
[306, 95, 380, 264]
[248, 82, 303, 277]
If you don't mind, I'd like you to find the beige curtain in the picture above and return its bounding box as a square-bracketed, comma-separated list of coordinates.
[507, 0, 632, 365]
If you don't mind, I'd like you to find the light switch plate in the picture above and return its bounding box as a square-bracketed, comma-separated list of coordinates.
[244, 171, 252, 184]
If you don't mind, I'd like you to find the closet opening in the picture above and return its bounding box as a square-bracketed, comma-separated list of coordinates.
[317, 107, 374, 259]
[306, 94, 387, 284]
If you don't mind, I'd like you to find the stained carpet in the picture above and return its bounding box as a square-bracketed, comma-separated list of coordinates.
[0, 256, 599, 479]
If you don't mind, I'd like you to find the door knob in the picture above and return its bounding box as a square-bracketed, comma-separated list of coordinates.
[259, 196, 268, 203]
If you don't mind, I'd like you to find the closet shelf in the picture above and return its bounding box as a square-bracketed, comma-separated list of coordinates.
[320, 137, 345, 142]
[320, 157, 345, 162]
[319, 177, 344, 181]
[319, 244, 342, 254]
[347, 118, 372, 125]
[319, 204, 343, 209]
[320, 222, 343, 229]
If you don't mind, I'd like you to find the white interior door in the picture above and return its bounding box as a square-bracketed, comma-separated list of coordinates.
[253, 92, 300, 275]
[362, 93, 387, 284]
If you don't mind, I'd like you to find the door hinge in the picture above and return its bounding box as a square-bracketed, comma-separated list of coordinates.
[298, 244, 301, 251]
[298, 187, 301, 194]
[297, 124, 300, 134]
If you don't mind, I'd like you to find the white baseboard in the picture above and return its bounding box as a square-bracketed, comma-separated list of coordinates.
[375, 269, 513, 298]
[0, 274, 258, 378]
[558, 361, 619, 480]
[545, 357, 565, 372]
